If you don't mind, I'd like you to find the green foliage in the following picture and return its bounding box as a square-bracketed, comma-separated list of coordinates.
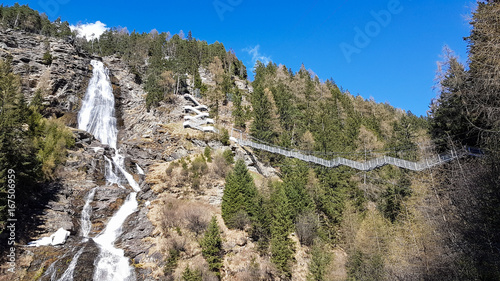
[379, 173, 412, 223]
[0, 59, 76, 231]
[232, 89, 246, 129]
[30, 89, 44, 112]
[314, 168, 352, 229]
[0, 58, 39, 229]
[222, 149, 234, 164]
[200, 216, 223, 277]
[42, 50, 53, 65]
[347, 250, 384, 281]
[221, 159, 257, 228]
[386, 114, 419, 160]
[281, 159, 315, 222]
[220, 128, 230, 146]
[204, 146, 212, 163]
[307, 240, 331, 281]
[430, 51, 475, 151]
[36, 119, 74, 180]
[250, 85, 274, 143]
[250, 194, 272, 253]
[182, 266, 202, 281]
[0, 4, 72, 37]
[164, 249, 180, 277]
[270, 183, 295, 277]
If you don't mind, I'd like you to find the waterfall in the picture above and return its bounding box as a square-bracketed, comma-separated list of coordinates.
[136, 163, 145, 175]
[81, 187, 97, 238]
[78, 60, 117, 149]
[104, 156, 122, 187]
[92, 192, 138, 281]
[77, 60, 139, 281]
[56, 248, 85, 281]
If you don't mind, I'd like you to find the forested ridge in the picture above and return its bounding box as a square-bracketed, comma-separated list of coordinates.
[1, 1, 500, 280]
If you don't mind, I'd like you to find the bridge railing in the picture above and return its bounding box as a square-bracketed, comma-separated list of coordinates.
[234, 130, 466, 171]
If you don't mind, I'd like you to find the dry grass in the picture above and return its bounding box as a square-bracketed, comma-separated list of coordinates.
[148, 152, 229, 195]
[144, 194, 219, 279]
[154, 197, 212, 237]
[291, 234, 311, 281]
[326, 248, 348, 281]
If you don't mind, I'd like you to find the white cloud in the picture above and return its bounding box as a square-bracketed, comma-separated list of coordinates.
[244, 45, 271, 66]
[70, 21, 108, 40]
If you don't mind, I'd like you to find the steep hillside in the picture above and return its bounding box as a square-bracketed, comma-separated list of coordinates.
[1, 2, 499, 281]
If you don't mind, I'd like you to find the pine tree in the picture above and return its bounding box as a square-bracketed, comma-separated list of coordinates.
[200, 216, 223, 277]
[0, 59, 39, 228]
[207, 56, 225, 116]
[221, 159, 257, 228]
[307, 240, 331, 281]
[270, 184, 294, 278]
[182, 266, 202, 281]
[281, 159, 314, 222]
[250, 85, 274, 142]
[232, 88, 246, 129]
[465, 1, 500, 149]
[387, 114, 418, 160]
[250, 194, 272, 252]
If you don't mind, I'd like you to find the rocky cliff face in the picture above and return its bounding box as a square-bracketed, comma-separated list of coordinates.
[0, 29, 93, 124]
[0, 29, 279, 281]
[0, 30, 159, 280]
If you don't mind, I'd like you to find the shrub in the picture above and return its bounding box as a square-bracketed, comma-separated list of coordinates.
[191, 175, 201, 190]
[180, 160, 189, 179]
[212, 154, 229, 178]
[190, 155, 208, 176]
[42, 50, 53, 65]
[182, 266, 202, 281]
[222, 149, 234, 164]
[295, 210, 319, 246]
[231, 210, 251, 230]
[184, 207, 209, 235]
[37, 118, 75, 180]
[159, 199, 182, 233]
[204, 146, 212, 162]
[220, 128, 230, 146]
[165, 162, 175, 176]
[164, 248, 180, 277]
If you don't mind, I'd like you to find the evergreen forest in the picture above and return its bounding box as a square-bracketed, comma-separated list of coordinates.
[0, 1, 500, 280]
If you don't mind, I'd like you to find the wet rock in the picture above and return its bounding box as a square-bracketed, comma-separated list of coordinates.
[73, 240, 99, 280]
[118, 206, 154, 261]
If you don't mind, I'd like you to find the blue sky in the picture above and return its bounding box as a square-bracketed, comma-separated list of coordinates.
[5, 0, 474, 116]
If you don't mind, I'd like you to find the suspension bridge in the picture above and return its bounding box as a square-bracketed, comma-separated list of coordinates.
[229, 129, 479, 172]
[180, 95, 479, 172]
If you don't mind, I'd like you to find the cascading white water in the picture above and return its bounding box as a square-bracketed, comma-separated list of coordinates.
[136, 163, 144, 175]
[56, 247, 85, 281]
[78, 60, 139, 281]
[92, 192, 138, 281]
[104, 156, 122, 187]
[54, 186, 98, 281]
[81, 187, 97, 239]
[78, 60, 118, 149]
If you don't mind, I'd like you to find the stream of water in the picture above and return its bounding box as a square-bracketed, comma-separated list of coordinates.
[77, 60, 139, 280]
